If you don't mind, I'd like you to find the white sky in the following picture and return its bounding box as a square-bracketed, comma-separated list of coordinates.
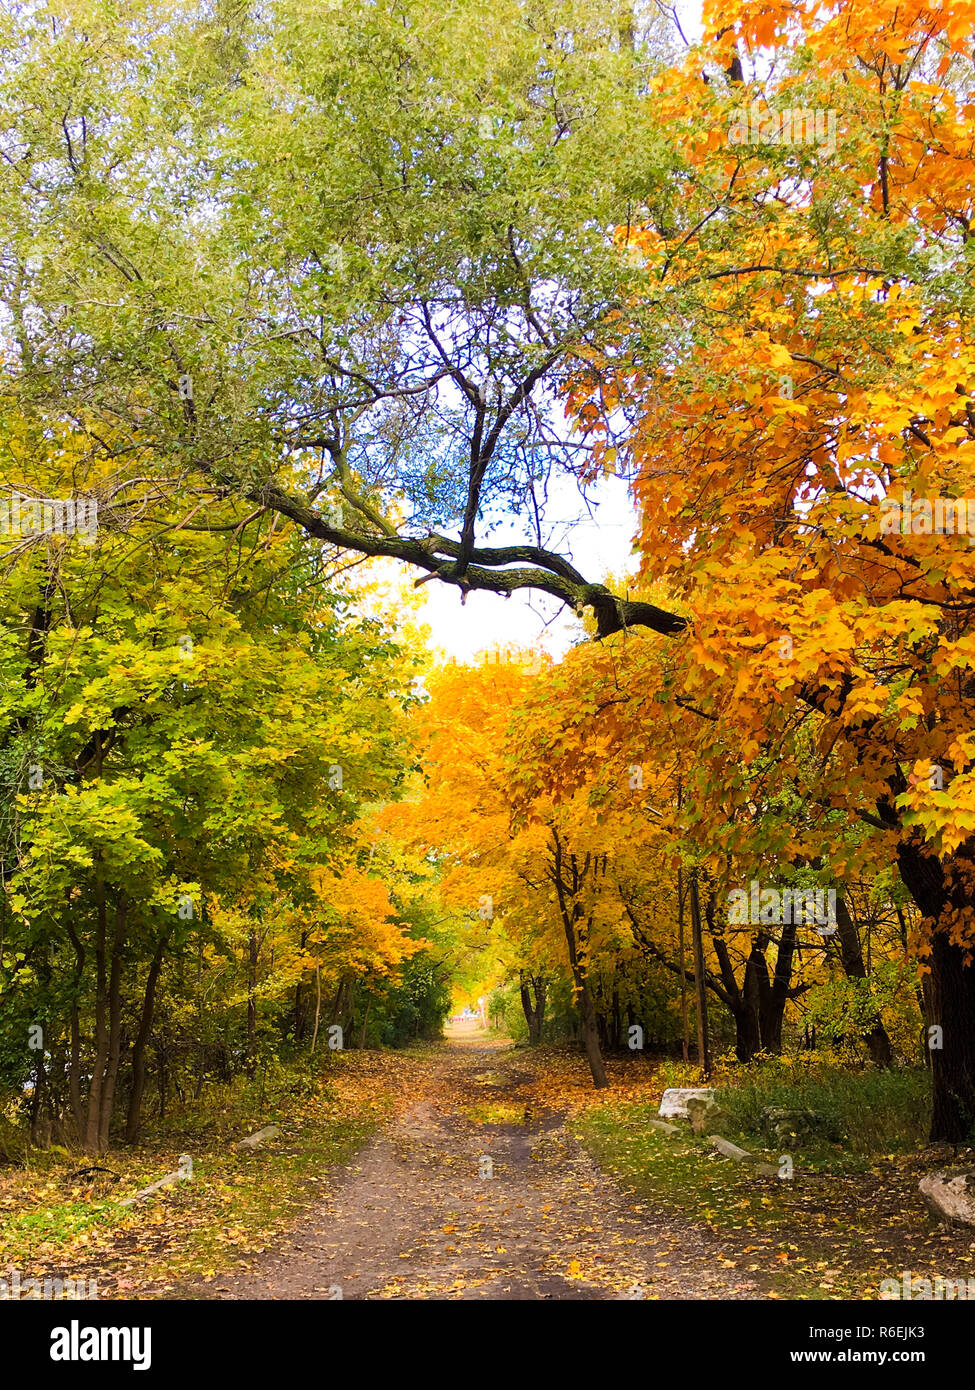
[407, 0, 703, 664]
[415, 475, 638, 661]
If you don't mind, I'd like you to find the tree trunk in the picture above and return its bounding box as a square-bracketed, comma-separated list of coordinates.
[689, 871, 711, 1076]
[549, 832, 608, 1088]
[897, 839, 975, 1142]
[677, 862, 690, 1062]
[294, 930, 308, 1041]
[247, 928, 258, 1077]
[310, 961, 322, 1053]
[577, 975, 608, 1087]
[834, 895, 894, 1067]
[329, 974, 348, 1025]
[761, 916, 797, 1053]
[84, 876, 109, 1152]
[97, 894, 127, 1152]
[65, 920, 86, 1142]
[710, 928, 759, 1061]
[926, 929, 975, 1142]
[519, 974, 541, 1044]
[518, 973, 546, 1045]
[731, 996, 759, 1062]
[29, 1047, 48, 1146]
[125, 935, 168, 1143]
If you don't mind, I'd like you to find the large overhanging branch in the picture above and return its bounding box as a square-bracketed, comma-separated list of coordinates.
[253, 476, 904, 772]
[254, 479, 687, 639]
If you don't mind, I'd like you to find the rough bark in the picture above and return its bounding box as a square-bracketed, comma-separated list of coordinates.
[247, 928, 258, 1077]
[897, 839, 975, 1143]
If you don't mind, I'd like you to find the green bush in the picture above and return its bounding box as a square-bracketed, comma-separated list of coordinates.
[711, 1059, 931, 1152]
[486, 982, 525, 1040]
[0, 1113, 30, 1164]
[372, 955, 452, 1048]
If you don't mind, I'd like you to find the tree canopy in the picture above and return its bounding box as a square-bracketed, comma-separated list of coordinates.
[3, 0, 975, 1156]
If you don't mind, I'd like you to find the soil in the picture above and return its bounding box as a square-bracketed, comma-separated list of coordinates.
[197, 1030, 761, 1301]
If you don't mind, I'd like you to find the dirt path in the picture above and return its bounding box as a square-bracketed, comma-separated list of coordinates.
[204, 1031, 761, 1301]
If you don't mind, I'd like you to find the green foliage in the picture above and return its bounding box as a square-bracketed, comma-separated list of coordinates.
[0, 471, 434, 1148]
[708, 1056, 932, 1154]
[803, 961, 923, 1064]
[487, 981, 525, 1040]
[371, 955, 452, 1049]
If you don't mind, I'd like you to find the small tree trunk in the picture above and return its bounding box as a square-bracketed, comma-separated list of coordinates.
[689, 871, 711, 1076]
[246, 929, 258, 1077]
[531, 975, 546, 1044]
[29, 1047, 48, 1146]
[64, 916, 85, 1141]
[125, 936, 167, 1143]
[832, 896, 894, 1066]
[549, 831, 609, 1087]
[85, 876, 109, 1152]
[294, 930, 308, 1041]
[577, 976, 608, 1087]
[676, 778, 690, 1062]
[519, 972, 545, 1044]
[310, 962, 322, 1053]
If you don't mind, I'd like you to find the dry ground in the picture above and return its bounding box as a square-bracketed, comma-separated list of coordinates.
[198, 1028, 760, 1301]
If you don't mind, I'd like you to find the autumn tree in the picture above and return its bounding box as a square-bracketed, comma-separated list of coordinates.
[3, 0, 975, 1139]
[0, 437, 425, 1150]
[561, 0, 975, 1138]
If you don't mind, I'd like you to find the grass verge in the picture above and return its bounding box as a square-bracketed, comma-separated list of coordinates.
[0, 1054, 392, 1298]
[577, 1064, 975, 1301]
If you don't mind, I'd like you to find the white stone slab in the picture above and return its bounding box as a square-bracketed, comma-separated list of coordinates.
[658, 1086, 714, 1119]
[237, 1124, 281, 1150]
